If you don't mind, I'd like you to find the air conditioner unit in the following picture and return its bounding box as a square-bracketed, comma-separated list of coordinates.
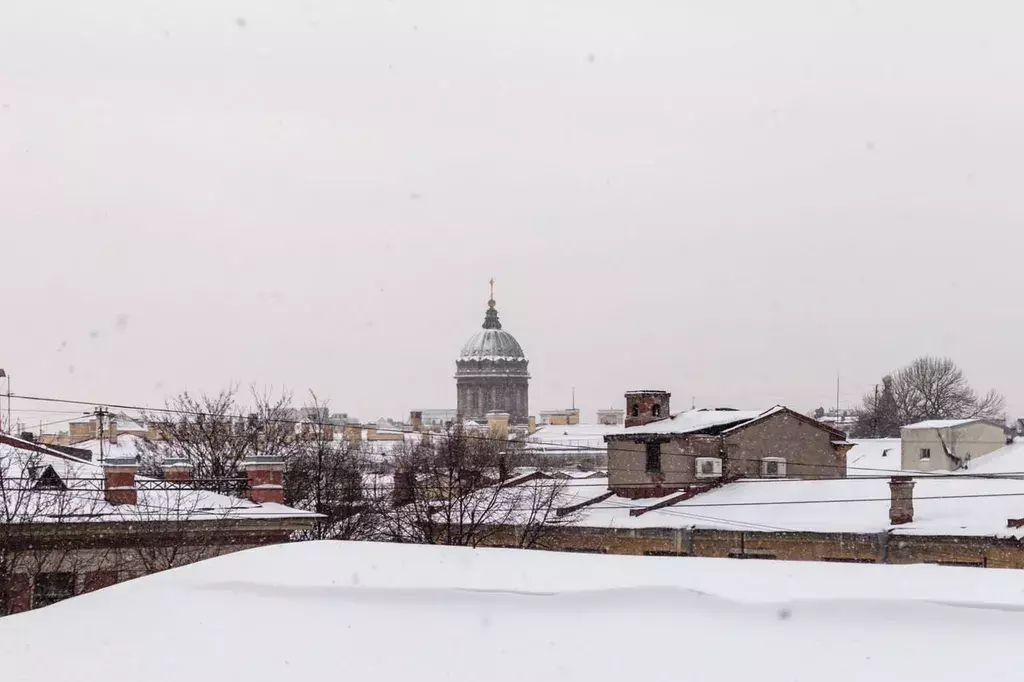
[761, 457, 787, 478]
[695, 457, 723, 479]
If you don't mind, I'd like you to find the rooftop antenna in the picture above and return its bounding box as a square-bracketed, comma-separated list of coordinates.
[572, 387, 575, 410]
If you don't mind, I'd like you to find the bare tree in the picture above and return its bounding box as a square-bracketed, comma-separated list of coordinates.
[852, 375, 900, 438]
[284, 392, 375, 540]
[369, 425, 577, 549]
[854, 356, 1006, 437]
[140, 386, 299, 483]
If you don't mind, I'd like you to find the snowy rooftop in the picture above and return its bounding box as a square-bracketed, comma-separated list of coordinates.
[607, 407, 773, 437]
[902, 419, 986, 430]
[534, 438, 1024, 539]
[0, 436, 316, 524]
[5, 541, 1024, 682]
[525, 423, 620, 451]
[569, 476, 1024, 537]
[845, 439, 902, 476]
[71, 433, 147, 460]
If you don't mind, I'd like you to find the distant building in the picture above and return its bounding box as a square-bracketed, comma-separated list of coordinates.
[539, 409, 580, 426]
[605, 390, 850, 498]
[818, 409, 858, 434]
[596, 409, 624, 426]
[57, 417, 160, 447]
[411, 409, 457, 429]
[900, 419, 1007, 471]
[455, 282, 529, 424]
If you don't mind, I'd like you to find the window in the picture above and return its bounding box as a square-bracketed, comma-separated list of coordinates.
[631, 401, 639, 417]
[652, 404, 661, 418]
[645, 442, 661, 473]
[33, 573, 75, 609]
[920, 448, 931, 461]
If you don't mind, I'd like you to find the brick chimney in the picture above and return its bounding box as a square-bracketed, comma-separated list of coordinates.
[624, 390, 671, 428]
[410, 411, 423, 432]
[243, 457, 285, 505]
[889, 476, 915, 525]
[104, 456, 139, 506]
[393, 469, 415, 506]
[162, 458, 193, 483]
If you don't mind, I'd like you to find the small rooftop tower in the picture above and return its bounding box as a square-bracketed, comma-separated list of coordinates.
[624, 390, 671, 428]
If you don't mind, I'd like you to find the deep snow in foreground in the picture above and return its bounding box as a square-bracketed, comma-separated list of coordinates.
[5, 542, 1024, 682]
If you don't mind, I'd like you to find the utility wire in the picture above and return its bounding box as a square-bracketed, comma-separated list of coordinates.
[11, 391, 1017, 480]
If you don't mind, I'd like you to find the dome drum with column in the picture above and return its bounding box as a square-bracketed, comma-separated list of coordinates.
[455, 284, 529, 425]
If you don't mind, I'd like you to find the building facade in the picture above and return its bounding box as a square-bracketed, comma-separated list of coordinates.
[605, 391, 850, 497]
[539, 409, 580, 426]
[900, 419, 1008, 471]
[455, 288, 529, 424]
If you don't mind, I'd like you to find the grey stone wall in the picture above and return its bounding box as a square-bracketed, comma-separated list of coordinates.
[456, 375, 529, 424]
[606, 410, 846, 496]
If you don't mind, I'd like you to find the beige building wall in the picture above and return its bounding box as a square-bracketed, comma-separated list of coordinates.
[69, 421, 97, 444]
[901, 421, 1006, 471]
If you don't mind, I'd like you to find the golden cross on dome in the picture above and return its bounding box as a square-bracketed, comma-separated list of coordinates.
[489, 278, 495, 300]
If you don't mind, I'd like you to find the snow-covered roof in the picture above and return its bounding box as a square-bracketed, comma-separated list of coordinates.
[902, 419, 987, 430]
[6, 541, 1024, 682]
[846, 439, 902, 476]
[0, 435, 316, 524]
[72, 433, 147, 460]
[562, 439, 1024, 539]
[606, 408, 768, 437]
[113, 417, 147, 431]
[525, 424, 620, 452]
[605, 406, 847, 441]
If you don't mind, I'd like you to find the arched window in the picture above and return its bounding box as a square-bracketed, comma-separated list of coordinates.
[631, 401, 639, 417]
[652, 404, 661, 418]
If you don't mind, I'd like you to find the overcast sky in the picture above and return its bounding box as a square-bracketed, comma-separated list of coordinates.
[2, 0, 1022, 430]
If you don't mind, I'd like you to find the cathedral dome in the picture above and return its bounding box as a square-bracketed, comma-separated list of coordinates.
[455, 281, 530, 424]
[456, 284, 528, 364]
[459, 328, 527, 362]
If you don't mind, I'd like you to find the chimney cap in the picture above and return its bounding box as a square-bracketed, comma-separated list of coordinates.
[242, 455, 285, 467]
[103, 455, 139, 468]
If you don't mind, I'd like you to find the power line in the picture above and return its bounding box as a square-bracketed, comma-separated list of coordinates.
[1, 391, 929, 477]
[12, 466, 1024, 516]
[7, 391, 1024, 487]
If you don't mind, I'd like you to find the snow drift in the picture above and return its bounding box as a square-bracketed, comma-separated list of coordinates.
[3, 541, 1024, 682]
